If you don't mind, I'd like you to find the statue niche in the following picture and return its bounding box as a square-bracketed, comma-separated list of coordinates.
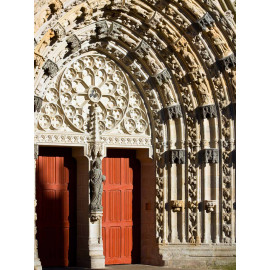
[90, 158, 106, 211]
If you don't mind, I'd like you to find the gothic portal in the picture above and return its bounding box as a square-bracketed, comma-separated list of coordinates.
[34, 0, 236, 269]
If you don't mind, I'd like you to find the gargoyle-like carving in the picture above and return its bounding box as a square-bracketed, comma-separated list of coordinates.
[204, 200, 216, 212]
[197, 104, 217, 119]
[34, 96, 43, 112]
[171, 200, 185, 212]
[196, 12, 215, 31]
[167, 149, 185, 164]
[200, 149, 219, 164]
[90, 158, 106, 211]
[42, 59, 59, 77]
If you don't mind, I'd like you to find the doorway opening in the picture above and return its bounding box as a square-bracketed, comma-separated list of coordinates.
[102, 149, 141, 265]
[36, 147, 77, 267]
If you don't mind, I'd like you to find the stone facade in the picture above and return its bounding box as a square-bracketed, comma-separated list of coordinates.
[34, 0, 236, 269]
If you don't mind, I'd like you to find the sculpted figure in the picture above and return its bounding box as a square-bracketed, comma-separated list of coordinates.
[145, 54, 162, 74]
[90, 158, 106, 211]
[163, 83, 176, 105]
[208, 27, 231, 57]
[179, 0, 205, 19]
[131, 4, 150, 18]
[180, 44, 197, 71]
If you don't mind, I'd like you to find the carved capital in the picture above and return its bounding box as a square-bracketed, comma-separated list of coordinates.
[197, 104, 217, 119]
[42, 59, 59, 77]
[170, 200, 185, 212]
[161, 104, 182, 122]
[34, 96, 43, 112]
[196, 12, 215, 31]
[204, 200, 216, 212]
[90, 211, 103, 223]
[217, 53, 236, 71]
[166, 149, 185, 164]
[200, 149, 219, 164]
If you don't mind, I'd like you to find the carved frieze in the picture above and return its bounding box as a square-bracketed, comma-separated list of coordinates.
[200, 149, 219, 164]
[197, 104, 217, 119]
[196, 12, 215, 31]
[166, 149, 185, 164]
[42, 59, 59, 77]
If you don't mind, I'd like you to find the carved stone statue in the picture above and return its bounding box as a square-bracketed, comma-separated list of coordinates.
[90, 158, 106, 211]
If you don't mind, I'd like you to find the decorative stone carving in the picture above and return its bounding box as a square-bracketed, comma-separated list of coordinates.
[204, 200, 216, 213]
[52, 22, 66, 39]
[96, 21, 109, 39]
[196, 12, 215, 30]
[161, 104, 182, 121]
[34, 53, 45, 69]
[197, 104, 217, 119]
[34, 96, 43, 112]
[170, 200, 185, 212]
[162, 83, 176, 106]
[200, 149, 219, 164]
[179, 0, 205, 19]
[42, 59, 59, 77]
[207, 27, 231, 58]
[133, 40, 151, 58]
[66, 34, 81, 53]
[90, 158, 106, 211]
[217, 53, 236, 71]
[90, 212, 103, 223]
[167, 149, 185, 164]
[111, 0, 131, 11]
[151, 69, 171, 86]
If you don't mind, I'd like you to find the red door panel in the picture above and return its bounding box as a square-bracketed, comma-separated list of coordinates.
[36, 148, 76, 267]
[102, 149, 140, 265]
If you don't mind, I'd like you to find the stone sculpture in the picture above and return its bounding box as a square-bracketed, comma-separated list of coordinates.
[90, 158, 106, 211]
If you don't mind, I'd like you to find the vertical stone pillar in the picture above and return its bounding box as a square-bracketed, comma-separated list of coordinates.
[34, 144, 42, 270]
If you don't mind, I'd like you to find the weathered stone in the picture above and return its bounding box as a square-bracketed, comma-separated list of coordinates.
[42, 59, 59, 77]
[66, 34, 81, 53]
[196, 12, 215, 31]
[34, 96, 43, 112]
[200, 149, 219, 164]
[166, 149, 185, 164]
[197, 104, 217, 119]
[217, 53, 236, 71]
[133, 40, 151, 58]
[161, 104, 182, 122]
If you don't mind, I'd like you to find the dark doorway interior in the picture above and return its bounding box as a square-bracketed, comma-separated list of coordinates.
[36, 147, 77, 267]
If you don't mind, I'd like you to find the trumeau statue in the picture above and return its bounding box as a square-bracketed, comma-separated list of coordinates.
[90, 158, 106, 211]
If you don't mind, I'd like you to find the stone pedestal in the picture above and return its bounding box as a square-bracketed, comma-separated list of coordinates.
[89, 212, 105, 269]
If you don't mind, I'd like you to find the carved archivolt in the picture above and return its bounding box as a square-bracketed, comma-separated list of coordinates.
[34, 0, 236, 246]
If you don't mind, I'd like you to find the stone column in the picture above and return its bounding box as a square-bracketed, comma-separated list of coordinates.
[34, 144, 42, 270]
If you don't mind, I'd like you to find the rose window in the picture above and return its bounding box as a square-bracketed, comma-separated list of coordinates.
[38, 53, 150, 136]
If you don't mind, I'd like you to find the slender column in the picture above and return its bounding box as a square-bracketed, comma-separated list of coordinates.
[34, 144, 42, 270]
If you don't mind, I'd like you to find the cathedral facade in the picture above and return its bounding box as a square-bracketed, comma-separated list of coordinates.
[34, 0, 236, 269]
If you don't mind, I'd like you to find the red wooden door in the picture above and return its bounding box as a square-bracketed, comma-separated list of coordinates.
[36, 148, 76, 267]
[102, 149, 141, 265]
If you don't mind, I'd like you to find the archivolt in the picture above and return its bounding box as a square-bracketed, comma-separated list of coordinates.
[34, 0, 236, 244]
